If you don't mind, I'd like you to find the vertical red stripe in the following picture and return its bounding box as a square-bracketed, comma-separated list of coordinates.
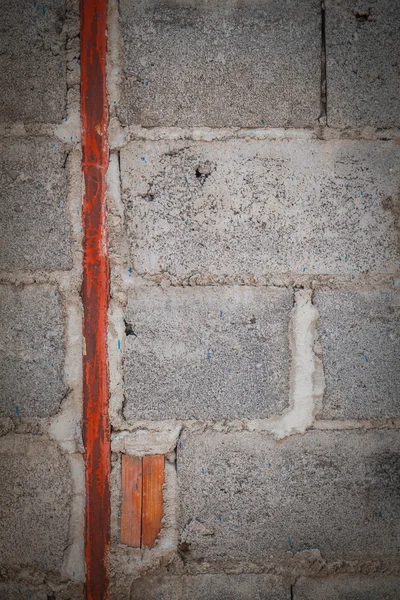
[80, 0, 110, 599]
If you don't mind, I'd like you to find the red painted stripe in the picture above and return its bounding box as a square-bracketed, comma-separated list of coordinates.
[80, 0, 110, 599]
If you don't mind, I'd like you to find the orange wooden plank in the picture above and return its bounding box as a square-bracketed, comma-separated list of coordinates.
[120, 455, 142, 547]
[141, 455, 165, 548]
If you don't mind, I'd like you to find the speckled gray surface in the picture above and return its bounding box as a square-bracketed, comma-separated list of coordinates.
[294, 575, 400, 600]
[121, 139, 400, 277]
[0, 138, 72, 272]
[0, 0, 66, 123]
[326, 0, 400, 128]
[315, 290, 400, 419]
[0, 285, 67, 417]
[130, 573, 290, 600]
[177, 430, 400, 562]
[0, 435, 72, 573]
[123, 286, 292, 420]
[118, 0, 321, 128]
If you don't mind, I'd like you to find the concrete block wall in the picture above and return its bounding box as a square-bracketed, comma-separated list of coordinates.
[107, 0, 400, 598]
[0, 1, 399, 599]
[0, 1, 84, 599]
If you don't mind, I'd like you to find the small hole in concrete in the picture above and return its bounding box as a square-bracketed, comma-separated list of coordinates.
[124, 319, 137, 337]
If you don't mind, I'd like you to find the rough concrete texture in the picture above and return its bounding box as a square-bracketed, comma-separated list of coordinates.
[294, 575, 400, 599]
[0, 285, 67, 417]
[130, 572, 290, 600]
[121, 139, 400, 277]
[118, 0, 321, 128]
[0, 434, 72, 573]
[0, 0, 66, 123]
[315, 290, 400, 420]
[123, 287, 292, 420]
[326, 0, 400, 128]
[177, 430, 400, 562]
[0, 138, 72, 272]
[0, 586, 46, 600]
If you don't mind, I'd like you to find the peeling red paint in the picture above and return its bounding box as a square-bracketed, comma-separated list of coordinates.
[80, 0, 110, 598]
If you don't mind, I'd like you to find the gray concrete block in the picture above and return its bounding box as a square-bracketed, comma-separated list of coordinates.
[121, 139, 400, 277]
[0, 138, 72, 272]
[0, 586, 46, 600]
[119, 0, 321, 128]
[123, 286, 292, 420]
[177, 430, 400, 562]
[294, 575, 400, 600]
[0, 434, 72, 573]
[326, 0, 400, 128]
[315, 290, 400, 419]
[130, 573, 290, 600]
[0, 285, 67, 417]
[0, 0, 67, 123]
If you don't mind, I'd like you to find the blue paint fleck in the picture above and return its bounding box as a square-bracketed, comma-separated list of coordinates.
[128, 266, 133, 276]
[141, 156, 147, 163]
[378, 511, 383, 518]
[207, 350, 211, 362]
[268, 462, 271, 468]
[345, 252, 349, 262]
[179, 440, 183, 449]
[64, 117, 68, 122]
[217, 516, 222, 522]
[202, 467, 206, 475]
[261, 119, 265, 125]
[136, 483, 139, 491]
[219, 311, 223, 317]
[228, 369, 231, 375]
[364, 355, 369, 362]
[360, 191, 364, 196]
[302, 267, 307, 273]
[118, 340, 121, 352]
[144, 81, 149, 87]
[15, 406, 20, 417]
[291, 176, 295, 181]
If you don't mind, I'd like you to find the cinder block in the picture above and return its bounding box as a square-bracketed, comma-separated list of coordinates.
[119, 0, 321, 128]
[130, 573, 290, 600]
[0, 285, 67, 417]
[177, 430, 400, 562]
[315, 291, 400, 419]
[123, 287, 292, 420]
[121, 139, 400, 277]
[0, 586, 46, 600]
[0, 0, 66, 123]
[294, 575, 400, 599]
[0, 138, 72, 272]
[326, 0, 400, 128]
[0, 435, 72, 573]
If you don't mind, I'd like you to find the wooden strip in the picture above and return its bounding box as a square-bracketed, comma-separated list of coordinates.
[141, 455, 165, 548]
[121, 456, 142, 547]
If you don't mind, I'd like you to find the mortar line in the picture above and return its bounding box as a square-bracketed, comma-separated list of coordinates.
[320, 1, 327, 123]
[80, 0, 110, 599]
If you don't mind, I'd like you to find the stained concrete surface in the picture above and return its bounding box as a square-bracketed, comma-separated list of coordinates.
[177, 430, 400, 562]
